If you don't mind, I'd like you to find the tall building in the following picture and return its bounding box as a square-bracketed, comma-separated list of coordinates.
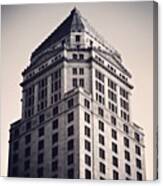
[8, 8, 145, 180]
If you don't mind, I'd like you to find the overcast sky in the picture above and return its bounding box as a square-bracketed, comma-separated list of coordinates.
[1, 2, 155, 179]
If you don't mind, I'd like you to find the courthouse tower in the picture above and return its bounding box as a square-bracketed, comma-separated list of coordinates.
[8, 8, 145, 180]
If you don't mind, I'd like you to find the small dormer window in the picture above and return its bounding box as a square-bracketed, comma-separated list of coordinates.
[76, 35, 80, 42]
[73, 54, 77, 59]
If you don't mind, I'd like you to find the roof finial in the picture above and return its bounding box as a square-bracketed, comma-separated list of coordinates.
[71, 6, 81, 16]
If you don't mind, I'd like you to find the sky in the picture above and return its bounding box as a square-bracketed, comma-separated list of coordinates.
[1, 2, 155, 179]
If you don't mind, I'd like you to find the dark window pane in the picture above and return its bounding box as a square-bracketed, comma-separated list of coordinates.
[68, 98, 74, 108]
[68, 112, 74, 123]
[99, 134, 105, 145]
[99, 162, 105, 174]
[52, 119, 58, 130]
[67, 139, 74, 151]
[37, 167, 43, 177]
[38, 153, 44, 164]
[85, 154, 91, 166]
[38, 127, 44, 137]
[85, 126, 90, 137]
[112, 142, 118, 153]
[85, 169, 91, 179]
[68, 125, 74, 136]
[99, 148, 105, 159]
[52, 160, 58, 171]
[112, 129, 117, 140]
[112, 156, 118, 167]
[25, 134, 31, 144]
[99, 120, 104, 132]
[68, 168, 74, 178]
[52, 146, 58, 158]
[85, 140, 91, 152]
[113, 170, 119, 180]
[38, 140, 44, 150]
[67, 154, 74, 165]
[52, 133, 58, 144]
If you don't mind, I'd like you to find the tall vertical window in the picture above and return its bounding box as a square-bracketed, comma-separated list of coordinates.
[76, 35, 80, 42]
[99, 162, 106, 174]
[85, 169, 91, 179]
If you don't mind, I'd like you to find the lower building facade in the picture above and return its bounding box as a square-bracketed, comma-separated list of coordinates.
[8, 87, 145, 180]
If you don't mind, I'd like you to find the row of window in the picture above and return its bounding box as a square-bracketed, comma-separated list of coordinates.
[72, 68, 84, 75]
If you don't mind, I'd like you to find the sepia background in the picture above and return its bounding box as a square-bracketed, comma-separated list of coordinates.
[1, 2, 154, 179]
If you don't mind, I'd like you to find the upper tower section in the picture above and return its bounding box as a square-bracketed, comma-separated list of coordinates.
[30, 8, 124, 71]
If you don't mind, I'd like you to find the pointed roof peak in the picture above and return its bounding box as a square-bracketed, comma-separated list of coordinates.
[71, 7, 81, 16]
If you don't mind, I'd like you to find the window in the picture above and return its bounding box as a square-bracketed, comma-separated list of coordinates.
[52, 160, 58, 171]
[84, 99, 90, 109]
[123, 124, 129, 134]
[38, 140, 44, 150]
[99, 162, 106, 174]
[113, 170, 119, 180]
[53, 119, 58, 130]
[67, 139, 74, 151]
[135, 132, 140, 142]
[85, 154, 91, 166]
[79, 78, 84, 87]
[24, 160, 30, 171]
[136, 158, 142, 169]
[85, 169, 91, 179]
[25, 147, 31, 157]
[38, 153, 44, 164]
[108, 79, 117, 91]
[26, 121, 31, 131]
[73, 54, 77, 60]
[37, 167, 44, 177]
[125, 150, 130, 161]
[135, 145, 141, 156]
[79, 54, 84, 60]
[68, 125, 74, 136]
[85, 126, 91, 137]
[67, 154, 74, 165]
[84, 112, 90, 123]
[137, 172, 142, 180]
[111, 116, 116, 126]
[68, 112, 74, 123]
[99, 120, 104, 132]
[85, 140, 91, 152]
[53, 106, 58, 116]
[12, 166, 18, 176]
[38, 127, 44, 137]
[99, 148, 105, 159]
[72, 68, 77, 75]
[68, 98, 74, 108]
[125, 164, 131, 175]
[112, 129, 117, 140]
[68, 168, 74, 178]
[13, 141, 19, 151]
[99, 134, 105, 145]
[13, 153, 18, 163]
[76, 35, 80, 42]
[98, 107, 104, 117]
[72, 78, 78, 87]
[112, 156, 118, 167]
[14, 128, 19, 138]
[52, 133, 58, 144]
[39, 114, 45, 123]
[124, 137, 130, 148]
[112, 142, 118, 153]
[79, 68, 84, 75]
[52, 146, 58, 158]
[25, 134, 31, 144]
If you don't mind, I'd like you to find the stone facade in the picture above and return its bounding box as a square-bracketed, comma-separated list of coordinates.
[8, 8, 145, 180]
